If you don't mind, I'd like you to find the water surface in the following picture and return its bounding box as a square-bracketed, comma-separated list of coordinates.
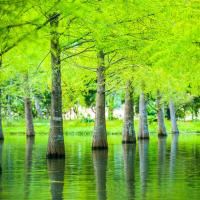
[0, 134, 200, 200]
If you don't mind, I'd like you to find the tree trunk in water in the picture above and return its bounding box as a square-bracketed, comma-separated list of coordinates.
[93, 150, 108, 200]
[169, 100, 179, 134]
[138, 92, 149, 139]
[47, 159, 65, 200]
[0, 56, 4, 140]
[24, 73, 35, 137]
[47, 13, 65, 158]
[34, 96, 43, 118]
[156, 91, 167, 137]
[92, 50, 107, 149]
[122, 81, 136, 143]
[123, 144, 136, 199]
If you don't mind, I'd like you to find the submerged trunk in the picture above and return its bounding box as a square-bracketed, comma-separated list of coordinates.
[92, 50, 107, 150]
[122, 81, 136, 143]
[156, 91, 167, 137]
[93, 150, 108, 200]
[47, 13, 65, 158]
[24, 73, 35, 137]
[138, 92, 149, 139]
[0, 57, 3, 140]
[47, 159, 65, 200]
[169, 100, 179, 134]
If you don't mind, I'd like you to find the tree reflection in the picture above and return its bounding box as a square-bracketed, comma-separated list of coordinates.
[123, 144, 136, 200]
[93, 150, 108, 200]
[170, 134, 179, 175]
[24, 137, 35, 199]
[47, 159, 65, 200]
[139, 140, 149, 200]
[157, 137, 167, 186]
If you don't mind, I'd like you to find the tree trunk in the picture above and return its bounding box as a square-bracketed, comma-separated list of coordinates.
[92, 50, 107, 150]
[138, 92, 149, 139]
[47, 159, 65, 200]
[47, 13, 65, 158]
[24, 97, 35, 137]
[6, 95, 12, 123]
[108, 94, 115, 120]
[93, 150, 108, 200]
[122, 81, 136, 143]
[34, 96, 43, 118]
[156, 91, 167, 137]
[24, 73, 35, 137]
[123, 144, 136, 199]
[169, 100, 179, 134]
[0, 56, 4, 140]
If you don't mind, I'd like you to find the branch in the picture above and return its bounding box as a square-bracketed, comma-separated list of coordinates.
[61, 45, 95, 61]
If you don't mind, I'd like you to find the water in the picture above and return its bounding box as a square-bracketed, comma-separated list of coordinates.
[0, 134, 200, 200]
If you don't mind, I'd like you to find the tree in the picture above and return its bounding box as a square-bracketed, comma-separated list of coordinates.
[47, 13, 65, 158]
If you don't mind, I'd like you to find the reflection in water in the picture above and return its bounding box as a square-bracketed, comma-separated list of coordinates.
[0, 141, 3, 195]
[48, 159, 65, 200]
[24, 137, 35, 199]
[157, 137, 167, 186]
[123, 144, 136, 200]
[0, 141, 3, 174]
[139, 140, 149, 199]
[170, 134, 179, 175]
[93, 150, 108, 200]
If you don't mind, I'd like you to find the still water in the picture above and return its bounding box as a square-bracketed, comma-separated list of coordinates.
[0, 134, 200, 200]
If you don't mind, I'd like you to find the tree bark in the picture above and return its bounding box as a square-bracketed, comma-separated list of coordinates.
[138, 92, 149, 139]
[24, 97, 35, 137]
[156, 91, 167, 137]
[169, 100, 179, 134]
[122, 81, 136, 143]
[0, 56, 3, 140]
[24, 73, 35, 137]
[47, 13, 65, 158]
[93, 150, 108, 200]
[92, 50, 107, 150]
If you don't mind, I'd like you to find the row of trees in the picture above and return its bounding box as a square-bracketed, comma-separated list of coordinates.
[0, 0, 199, 158]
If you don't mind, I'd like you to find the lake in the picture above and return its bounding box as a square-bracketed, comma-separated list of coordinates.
[0, 134, 200, 200]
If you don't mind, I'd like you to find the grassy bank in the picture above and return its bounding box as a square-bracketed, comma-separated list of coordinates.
[2, 119, 200, 136]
